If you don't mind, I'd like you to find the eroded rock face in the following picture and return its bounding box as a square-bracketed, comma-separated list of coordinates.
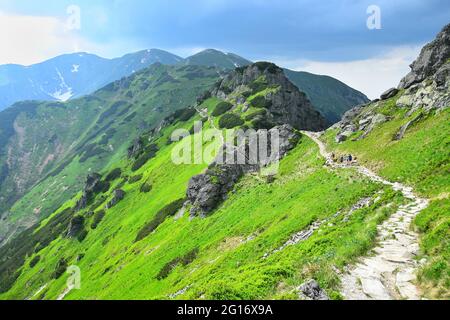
[211, 62, 327, 131]
[399, 23, 450, 89]
[298, 279, 329, 300]
[187, 125, 300, 216]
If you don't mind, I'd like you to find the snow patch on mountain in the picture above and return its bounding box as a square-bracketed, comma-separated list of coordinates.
[51, 68, 73, 101]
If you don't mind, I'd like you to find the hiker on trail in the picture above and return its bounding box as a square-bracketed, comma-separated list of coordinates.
[348, 154, 353, 162]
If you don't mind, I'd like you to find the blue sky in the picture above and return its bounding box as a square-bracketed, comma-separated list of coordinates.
[0, 0, 448, 97]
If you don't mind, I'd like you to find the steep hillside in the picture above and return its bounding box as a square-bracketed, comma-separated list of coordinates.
[0, 48, 368, 125]
[284, 69, 369, 124]
[0, 49, 183, 111]
[0, 64, 219, 245]
[208, 62, 327, 131]
[0, 81, 398, 299]
[0, 23, 447, 300]
[321, 23, 449, 298]
[182, 49, 370, 123]
[0, 59, 430, 300]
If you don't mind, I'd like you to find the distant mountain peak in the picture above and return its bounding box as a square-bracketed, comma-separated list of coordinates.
[184, 49, 252, 69]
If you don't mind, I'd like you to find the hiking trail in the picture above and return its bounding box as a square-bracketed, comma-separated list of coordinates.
[302, 131, 428, 300]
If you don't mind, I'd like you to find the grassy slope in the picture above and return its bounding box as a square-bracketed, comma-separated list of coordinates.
[1, 98, 406, 300]
[322, 97, 450, 298]
[0, 64, 219, 237]
[284, 69, 369, 124]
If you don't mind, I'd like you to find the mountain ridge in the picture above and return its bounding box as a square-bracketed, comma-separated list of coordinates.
[0, 49, 369, 123]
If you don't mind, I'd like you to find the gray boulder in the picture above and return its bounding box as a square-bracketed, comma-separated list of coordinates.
[187, 164, 244, 217]
[298, 279, 329, 300]
[336, 134, 348, 143]
[393, 113, 424, 141]
[380, 88, 399, 100]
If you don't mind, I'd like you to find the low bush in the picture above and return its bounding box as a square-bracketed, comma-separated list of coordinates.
[212, 101, 233, 117]
[135, 198, 185, 242]
[105, 168, 122, 182]
[156, 248, 199, 280]
[91, 210, 106, 229]
[173, 107, 197, 122]
[244, 109, 267, 121]
[249, 79, 268, 93]
[29, 255, 40, 268]
[131, 144, 159, 172]
[77, 229, 88, 242]
[129, 174, 143, 184]
[140, 183, 152, 193]
[250, 95, 272, 109]
[218, 114, 244, 129]
[251, 117, 275, 130]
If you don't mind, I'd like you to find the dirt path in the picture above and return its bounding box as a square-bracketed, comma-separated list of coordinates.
[302, 131, 428, 300]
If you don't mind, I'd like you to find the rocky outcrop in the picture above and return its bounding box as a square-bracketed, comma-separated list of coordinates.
[399, 23, 450, 89]
[187, 164, 244, 217]
[187, 125, 300, 216]
[66, 216, 85, 238]
[396, 69, 450, 114]
[298, 279, 329, 300]
[76, 173, 107, 210]
[211, 62, 327, 131]
[393, 113, 424, 141]
[380, 88, 399, 100]
[332, 25, 449, 144]
[127, 137, 144, 159]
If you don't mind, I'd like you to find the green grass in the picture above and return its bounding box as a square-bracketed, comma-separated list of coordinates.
[322, 99, 450, 299]
[0, 131, 404, 300]
[0, 64, 219, 240]
[323, 108, 449, 198]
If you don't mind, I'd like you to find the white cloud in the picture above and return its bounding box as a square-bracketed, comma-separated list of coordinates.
[270, 46, 423, 100]
[0, 11, 99, 65]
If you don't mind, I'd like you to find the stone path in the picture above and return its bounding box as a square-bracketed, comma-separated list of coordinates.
[302, 131, 429, 300]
